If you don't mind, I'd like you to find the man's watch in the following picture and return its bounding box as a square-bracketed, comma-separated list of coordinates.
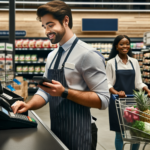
[61, 88, 68, 98]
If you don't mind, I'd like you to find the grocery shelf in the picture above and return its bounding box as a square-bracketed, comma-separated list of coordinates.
[15, 61, 46, 64]
[15, 48, 55, 51]
[16, 72, 44, 75]
[101, 52, 110, 54]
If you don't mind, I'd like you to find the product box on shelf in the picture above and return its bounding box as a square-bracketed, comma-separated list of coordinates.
[25, 54, 31, 62]
[34, 66, 41, 73]
[28, 66, 34, 73]
[16, 66, 22, 72]
[15, 39, 23, 49]
[22, 39, 29, 49]
[31, 54, 37, 62]
[29, 40, 36, 49]
[19, 54, 25, 62]
[15, 54, 19, 62]
[43, 40, 51, 48]
[22, 66, 28, 72]
[35, 39, 43, 48]
[6, 54, 13, 71]
[41, 66, 45, 72]
[0, 53, 5, 71]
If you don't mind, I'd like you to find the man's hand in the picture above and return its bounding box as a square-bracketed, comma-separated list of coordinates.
[37, 80, 65, 97]
[117, 91, 126, 98]
[11, 101, 29, 114]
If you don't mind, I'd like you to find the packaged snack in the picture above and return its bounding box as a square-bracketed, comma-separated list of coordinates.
[25, 54, 31, 62]
[0, 54, 5, 71]
[15, 55, 19, 61]
[35, 39, 43, 48]
[35, 66, 41, 72]
[41, 66, 45, 72]
[22, 39, 29, 48]
[144, 53, 150, 58]
[38, 58, 44, 63]
[22, 66, 28, 72]
[29, 40, 36, 48]
[28, 66, 34, 72]
[16, 66, 22, 72]
[31, 55, 37, 62]
[43, 40, 51, 48]
[19, 55, 25, 61]
[16, 39, 23, 48]
[6, 54, 13, 71]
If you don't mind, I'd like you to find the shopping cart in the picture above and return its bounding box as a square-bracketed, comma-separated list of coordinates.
[114, 94, 150, 150]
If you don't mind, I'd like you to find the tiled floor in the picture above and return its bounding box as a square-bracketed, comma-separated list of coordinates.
[26, 96, 150, 150]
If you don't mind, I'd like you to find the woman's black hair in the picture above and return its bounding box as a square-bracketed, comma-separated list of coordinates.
[108, 35, 133, 60]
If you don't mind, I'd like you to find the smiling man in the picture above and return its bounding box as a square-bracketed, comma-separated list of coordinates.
[11, 1, 110, 150]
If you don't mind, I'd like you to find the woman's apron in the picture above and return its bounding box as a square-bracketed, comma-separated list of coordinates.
[109, 59, 135, 132]
[47, 37, 91, 150]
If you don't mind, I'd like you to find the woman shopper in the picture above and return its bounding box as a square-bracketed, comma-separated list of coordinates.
[106, 35, 150, 150]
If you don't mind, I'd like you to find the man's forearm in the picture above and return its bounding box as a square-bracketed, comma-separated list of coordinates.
[27, 94, 46, 110]
[67, 89, 101, 109]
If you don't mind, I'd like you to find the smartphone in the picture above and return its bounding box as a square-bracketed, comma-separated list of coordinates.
[32, 76, 52, 87]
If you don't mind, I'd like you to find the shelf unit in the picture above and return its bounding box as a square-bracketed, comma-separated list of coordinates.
[142, 48, 150, 87]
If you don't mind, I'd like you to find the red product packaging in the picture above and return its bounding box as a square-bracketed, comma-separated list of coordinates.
[35, 39, 43, 48]
[16, 39, 23, 48]
[29, 40, 36, 48]
[22, 39, 29, 48]
[43, 40, 50, 48]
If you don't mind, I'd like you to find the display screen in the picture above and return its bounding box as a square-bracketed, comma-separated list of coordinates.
[2, 107, 9, 116]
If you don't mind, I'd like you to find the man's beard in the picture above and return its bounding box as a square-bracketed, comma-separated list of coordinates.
[47, 27, 66, 44]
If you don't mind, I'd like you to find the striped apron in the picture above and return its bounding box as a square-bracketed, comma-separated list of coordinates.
[48, 38, 91, 150]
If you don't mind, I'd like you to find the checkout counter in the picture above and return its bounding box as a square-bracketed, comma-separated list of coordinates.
[0, 110, 68, 150]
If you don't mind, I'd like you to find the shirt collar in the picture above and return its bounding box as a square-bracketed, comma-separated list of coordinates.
[116, 54, 131, 63]
[60, 34, 77, 52]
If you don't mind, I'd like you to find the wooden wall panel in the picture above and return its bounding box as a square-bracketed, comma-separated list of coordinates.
[0, 11, 150, 38]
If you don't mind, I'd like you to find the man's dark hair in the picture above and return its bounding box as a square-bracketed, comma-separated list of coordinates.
[37, 1, 73, 29]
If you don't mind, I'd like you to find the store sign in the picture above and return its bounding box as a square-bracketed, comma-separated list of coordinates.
[0, 30, 26, 36]
[82, 18, 118, 32]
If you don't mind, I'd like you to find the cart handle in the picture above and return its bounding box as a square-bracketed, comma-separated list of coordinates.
[112, 94, 134, 100]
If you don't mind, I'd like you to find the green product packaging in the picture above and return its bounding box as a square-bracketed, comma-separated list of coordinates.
[16, 66, 22, 72]
[19, 55, 25, 61]
[35, 66, 41, 72]
[28, 66, 34, 72]
[41, 66, 45, 72]
[15, 55, 19, 61]
[25, 54, 31, 62]
[23, 66, 28, 72]
[31, 54, 37, 62]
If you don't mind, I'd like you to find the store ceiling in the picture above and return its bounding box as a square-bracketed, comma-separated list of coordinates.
[0, 0, 150, 11]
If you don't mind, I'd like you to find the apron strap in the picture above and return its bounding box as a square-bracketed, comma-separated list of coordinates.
[115, 59, 118, 70]
[62, 37, 79, 68]
[49, 50, 59, 69]
[129, 60, 135, 70]
[115, 58, 135, 70]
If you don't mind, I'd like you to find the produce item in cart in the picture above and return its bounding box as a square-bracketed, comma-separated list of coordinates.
[133, 90, 150, 123]
[123, 106, 139, 123]
[131, 120, 150, 139]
